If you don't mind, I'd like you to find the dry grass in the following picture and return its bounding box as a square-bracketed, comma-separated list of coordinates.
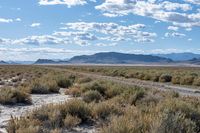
[0, 87, 31, 105]
[3, 65, 200, 133]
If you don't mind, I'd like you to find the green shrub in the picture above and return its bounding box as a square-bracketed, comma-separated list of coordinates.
[159, 74, 172, 82]
[56, 76, 72, 88]
[64, 99, 91, 122]
[105, 86, 124, 98]
[83, 90, 102, 103]
[157, 112, 196, 133]
[92, 101, 122, 120]
[30, 82, 49, 94]
[0, 87, 31, 105]
[30, 80, 59, 94]
[82, 82, 106, 95]
[129, 89, 145, 106]
[77, 77, 92, 84]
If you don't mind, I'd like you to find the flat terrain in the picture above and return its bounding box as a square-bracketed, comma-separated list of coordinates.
[1, 65, 200, 133]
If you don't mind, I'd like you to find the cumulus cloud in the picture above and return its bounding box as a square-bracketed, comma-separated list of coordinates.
[184, 0, 200, 5]
[0, 18, 13, 23]
[39, 0, 96, 7]
[0, 21, 156, 46]
[168, 26, 179, 31]
[60, 22, 156, 44]
[30, 23, 41, 27]
[0, 18, 22, 23]
[165, 32, 186, 38]
[95, 0, 200, 28]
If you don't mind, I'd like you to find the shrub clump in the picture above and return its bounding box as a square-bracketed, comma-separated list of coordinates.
[180, 76, 194, 85]
[172, 76, 181, 84]
[159, 74, 172, 82]
[64, 114, 81, 129]
[30, 80, 59, 94]
[0, 87, 31, 105]
[65, 86, 82, 97]
[82, 82, 106, 95]
[83, 90, 102, 103]
[56, 76, 72, 88]
[7, 99, 91, 132]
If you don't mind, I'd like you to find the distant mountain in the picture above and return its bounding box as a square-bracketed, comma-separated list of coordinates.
[8, 61, 35, 65]
[0, 61, 8, 64]
[154, 52, 200, 61]
[69, 52, 172, 64]
[34, 59, 68, 64]
[184, 58, 200, 65]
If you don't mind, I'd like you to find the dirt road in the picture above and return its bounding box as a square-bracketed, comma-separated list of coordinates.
[46, 66, 200, 97]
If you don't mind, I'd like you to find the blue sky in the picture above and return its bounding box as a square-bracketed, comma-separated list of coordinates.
[0, 0, 199, 61]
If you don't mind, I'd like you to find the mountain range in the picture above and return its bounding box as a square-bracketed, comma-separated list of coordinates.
[154, 52, 200, 61]
[0, 61, 8, 65]
[68, 52, 172, 64]
[1, 52, 200, 65]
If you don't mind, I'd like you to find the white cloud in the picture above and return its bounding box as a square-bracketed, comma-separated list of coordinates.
[168, 26, 179, 31]
[39, 0, 96, 7]
[15, 18, 22, 22]
[165, 32, 186, 38]
[0, 18, 13, 23]
[61, 22, 156, 43]
[96, 43, 116, 46]
[184, 0, 200, 5]
[0, 21, 156, 46]
[0, 18, 22, 23]
[30, 23, 41, 27]
[95, 0, 200, 28]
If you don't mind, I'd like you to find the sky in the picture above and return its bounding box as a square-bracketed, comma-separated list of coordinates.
[0, 0, 200, 61]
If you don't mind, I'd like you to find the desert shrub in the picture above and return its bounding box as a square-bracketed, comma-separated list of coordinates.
[129, 89, 145, 106]
[0, 87, 31, 105]
[83, 90, 102, 103]
[77, 77, 92, 84]
[56, 76, 72, 88]
[159, 74, 172, 82]
[63, 99, 91, 122]
[7, 99, 92, 132]
[172, 76, 181, 84]
[82, 82, 106, 95]
[101, 115, 136, 133]
[193, 78, 200, 86]
[92, 101, 122, 120]
[65, 86, 82, 97]
[143, 74, 151, 80]
[100, 107, 146, 133]
[150, 75, 160, 82]
[157, 111, 196, 133]
[30, 82, 49, 94]
[30, 79, 59, 94]
[7, 117, 42, 133]
[47, 80, 60, 93]
[105, 86, 124, 98]
[180, 76, 194, 85]
[157, 98, 200, 132]
[64, 114, 81, 129]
